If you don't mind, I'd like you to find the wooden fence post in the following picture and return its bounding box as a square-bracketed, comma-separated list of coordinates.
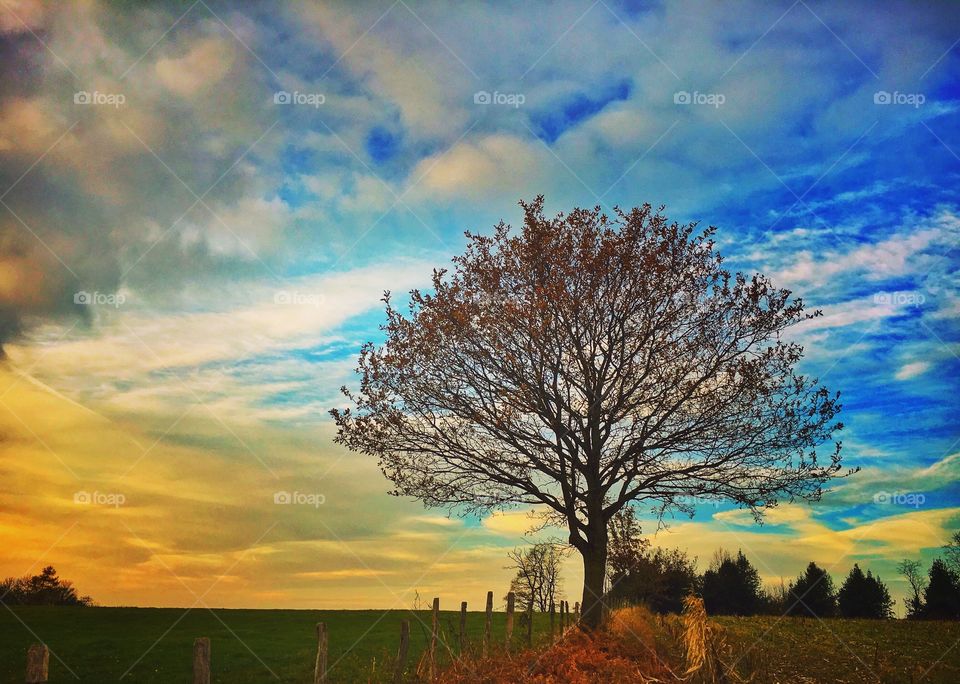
[25, 644, 48, 684]
[314, 622, 328, 684]
[393, 620, 409, 684]
[505, 592, 515, 651]
[430, 597, 439, 679]
[549, 600, 556, 641]
[459, 601, 467, 655]
[484, 591, 493, 656]
[193, 637, 210, 684]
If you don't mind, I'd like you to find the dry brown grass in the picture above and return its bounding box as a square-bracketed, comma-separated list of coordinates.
[679, 595, 744, 684]
[435, 598, 745, 684]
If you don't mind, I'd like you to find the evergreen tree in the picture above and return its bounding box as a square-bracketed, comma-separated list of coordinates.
[701, 549, 763, 615]
[0, 566, 92, 606]
[921, 558, 960, 620]
[837, 564, 893, 618]
[787, 562, 837, 617]
[865, 569, 894, 619]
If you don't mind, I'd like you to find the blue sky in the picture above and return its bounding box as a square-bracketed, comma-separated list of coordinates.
[0, 0, 957, 611]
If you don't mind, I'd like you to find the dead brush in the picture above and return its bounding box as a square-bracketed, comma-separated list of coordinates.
[680, 595, 746, 684]
[435, 601, 754, 684]
[606, 605, 661, 658]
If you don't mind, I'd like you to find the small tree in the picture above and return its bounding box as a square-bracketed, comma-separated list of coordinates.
[506, 543, 565, 612]
[646, 547, 700, 614]
[0, 566, 92, 606]
[332, 198, 848, 628]
[921, 558, 960, 620]
[606, 509, 697, 613]
[607, 508, 651, 584]
[761, 579, 790, 615]
[701, 549, 763, 616]
[837, 564, 893, 619]
[897, 559, 927, 619]
[787, 562, 837, 617]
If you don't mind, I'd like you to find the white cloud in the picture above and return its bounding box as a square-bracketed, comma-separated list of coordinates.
[895, 360, 931, 380]
[293, 3, 470, 141]
[774, 227, 942, 289]
[178, 196, 290, 258]
[410, 134, 553, 203]
[5, 260, 435, 416]
[155, 37, 237, 97]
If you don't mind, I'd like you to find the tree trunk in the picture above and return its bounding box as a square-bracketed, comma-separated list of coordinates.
[579, 541, 607, 629]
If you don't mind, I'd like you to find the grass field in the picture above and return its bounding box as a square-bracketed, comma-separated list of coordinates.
[0, 606, 552, 683]
[2, 606, 959, 683]
[717, 615, 960, 683]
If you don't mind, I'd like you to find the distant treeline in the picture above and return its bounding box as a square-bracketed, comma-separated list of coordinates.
[0, 566, 93, 606]
[607, 510, 960, 620]
[896, 531, 960, 620]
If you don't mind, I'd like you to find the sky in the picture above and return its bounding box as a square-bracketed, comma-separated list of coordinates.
[0, 0, 958, 616]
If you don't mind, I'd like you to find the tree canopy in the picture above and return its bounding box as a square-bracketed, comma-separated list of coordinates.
[333, 198, 847, 627]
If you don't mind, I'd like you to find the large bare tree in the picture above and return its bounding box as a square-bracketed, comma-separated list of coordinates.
[331, 197, 847, 628]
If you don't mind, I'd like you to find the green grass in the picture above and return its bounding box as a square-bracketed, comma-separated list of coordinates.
[717, 615, 960, 683]
[4, 607, 960, 682]
[0, 606, 554, 683]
